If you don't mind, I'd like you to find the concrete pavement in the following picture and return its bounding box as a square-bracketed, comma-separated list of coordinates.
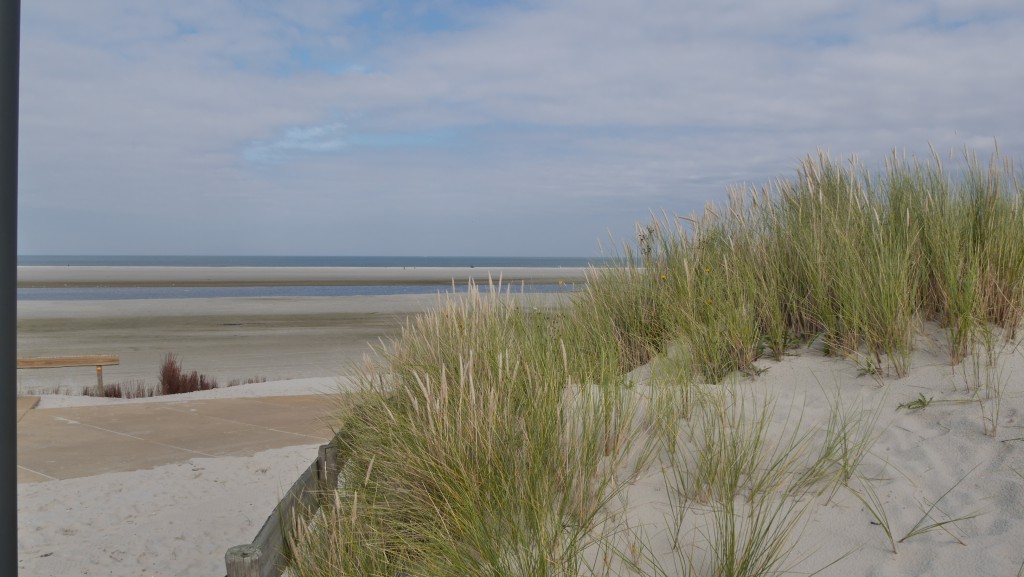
[16, 395, 336, 483]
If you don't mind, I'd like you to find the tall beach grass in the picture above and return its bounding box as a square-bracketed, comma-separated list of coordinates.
[631, 147, 1023, 377]
[288, 146, 1023, 576]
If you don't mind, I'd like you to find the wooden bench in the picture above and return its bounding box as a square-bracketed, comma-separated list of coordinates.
[17, 355, 120, 390]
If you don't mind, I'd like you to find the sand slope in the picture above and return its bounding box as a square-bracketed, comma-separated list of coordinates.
[607, 329, 1024, 576]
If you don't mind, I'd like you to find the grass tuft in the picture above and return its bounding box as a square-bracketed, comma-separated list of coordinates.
[159, 353, 217, 395]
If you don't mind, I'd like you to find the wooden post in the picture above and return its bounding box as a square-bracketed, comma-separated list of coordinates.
[326, 444, 339, 489]
[317, 445, 327, 489]
[225, 544, 262, 577]
[16, 355, 119, 395]
[318, 443, 340, 492]
[226, 433, 348, 577]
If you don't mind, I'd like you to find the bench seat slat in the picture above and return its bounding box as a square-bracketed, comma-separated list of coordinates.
[17, 355, 120, 369]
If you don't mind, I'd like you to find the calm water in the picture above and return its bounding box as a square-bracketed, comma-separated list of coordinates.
[17, 255, 594, 301]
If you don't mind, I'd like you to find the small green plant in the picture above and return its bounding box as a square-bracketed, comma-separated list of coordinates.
[898, 465, 983, 545]
[896, 393, 933, 411]
[794, 386, 883, 497]
[848, 475, 897, 554]
[80, 379, 155, 399]
[227, 376, 268, 387]
[848, 465, 983, 554]
[855, 354, 885, 379]
[960, 324, 1013, 436]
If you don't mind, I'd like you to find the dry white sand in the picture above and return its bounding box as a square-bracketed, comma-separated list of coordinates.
[604, 329, 1024, 576]
[19, 374, 351, 577]
[18, 440, 321, 577]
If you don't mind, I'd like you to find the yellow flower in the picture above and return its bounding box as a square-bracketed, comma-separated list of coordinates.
[707, 298, 713, 305]
[660, 274, 667, 280]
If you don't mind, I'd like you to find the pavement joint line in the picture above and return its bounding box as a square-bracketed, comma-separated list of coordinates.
[17, 465, 58, 482]
[245, 395, 334, 406]
[55, 416, 218, 459]
[158, 403, 329, 443]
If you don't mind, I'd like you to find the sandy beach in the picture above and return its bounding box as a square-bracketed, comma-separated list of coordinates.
[17, 292, 568, 394]
[17, 264, 577, 393]
[16, 266, 1024, 577]
[19, 441, 323, 577]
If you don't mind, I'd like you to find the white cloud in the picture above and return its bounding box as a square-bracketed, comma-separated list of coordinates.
[17, 0, 1024, 255]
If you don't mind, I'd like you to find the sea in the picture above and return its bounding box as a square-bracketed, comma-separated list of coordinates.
[17, 255, 606, 301]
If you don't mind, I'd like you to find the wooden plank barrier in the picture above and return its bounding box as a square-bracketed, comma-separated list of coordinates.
[16, 354, 120, 369]
[17, 355, 120, 391]
[226, 438, 344, 577]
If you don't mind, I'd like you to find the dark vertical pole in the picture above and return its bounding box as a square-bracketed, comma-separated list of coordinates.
[0, 0, 19, 575]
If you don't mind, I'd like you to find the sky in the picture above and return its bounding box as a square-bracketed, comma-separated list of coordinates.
[16, 0, 1024, 257]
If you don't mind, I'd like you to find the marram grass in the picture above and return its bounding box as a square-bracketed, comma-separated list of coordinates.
[288, 147, 1022, 577]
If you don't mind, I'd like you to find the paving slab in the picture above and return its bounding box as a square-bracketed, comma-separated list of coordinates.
[17, 395, 335, 483]
[159, 396, 338, 438]
[18, 415, 197, 482]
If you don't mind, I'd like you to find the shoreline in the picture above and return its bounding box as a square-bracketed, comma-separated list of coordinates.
[16, 294, 433, 394]
[16, 293, 570, 394]
[17, 265, 593, 288]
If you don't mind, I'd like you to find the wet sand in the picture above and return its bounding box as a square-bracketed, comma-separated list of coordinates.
[17, 265, 591, 287]
[17, 292, 568, 394]
[16, 294, 437, 393]
[17, 265, 583, 392]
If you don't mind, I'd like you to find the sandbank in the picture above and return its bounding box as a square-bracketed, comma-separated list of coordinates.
[16, 295, 425, 394]
[17, 265, 592, 287]
[16, 293, 567, 394]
